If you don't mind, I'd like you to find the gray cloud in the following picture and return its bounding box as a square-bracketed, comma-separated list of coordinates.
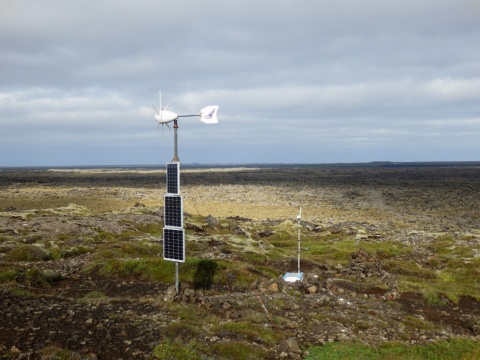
[1, 0, 479, 166]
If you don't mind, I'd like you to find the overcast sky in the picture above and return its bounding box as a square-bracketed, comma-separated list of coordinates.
[1, 0, 479, 166]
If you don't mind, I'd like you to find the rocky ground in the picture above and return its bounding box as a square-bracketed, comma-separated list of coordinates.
[0, 166, 479, 359]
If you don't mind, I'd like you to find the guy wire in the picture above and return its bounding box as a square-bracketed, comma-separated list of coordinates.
[181, 169, 213, 216]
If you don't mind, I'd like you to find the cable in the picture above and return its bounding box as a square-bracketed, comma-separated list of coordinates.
[181, 169, 213, 216]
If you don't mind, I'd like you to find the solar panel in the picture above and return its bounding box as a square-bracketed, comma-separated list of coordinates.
[164, 195, 183, 227]
[166, 163, 180, 194]
[163, 227, 185, 262]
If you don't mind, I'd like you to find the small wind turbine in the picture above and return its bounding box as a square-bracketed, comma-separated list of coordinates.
[153, 91, 219, 129]
[152, 91, 219, 162]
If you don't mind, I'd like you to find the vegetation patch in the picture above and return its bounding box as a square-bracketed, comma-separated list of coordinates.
[305, 339, 480, 360]
[152, 340, 203, 360]
[93, 241, 162, 260]
[80, 291, 110, 304]
[210, 340, 271, 360]
[37, 345, 97, 360]
[213, 321, 280, 346]
[91, 258, 172, 282]
[162, 322, 201, 342]
[383, 260, 435, 278]
[5, 245, 52, 262]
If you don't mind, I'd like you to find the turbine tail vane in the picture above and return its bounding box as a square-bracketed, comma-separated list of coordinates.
[200, 105, 219, 124]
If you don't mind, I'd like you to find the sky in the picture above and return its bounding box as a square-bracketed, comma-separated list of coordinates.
[1, 0, 479, 166]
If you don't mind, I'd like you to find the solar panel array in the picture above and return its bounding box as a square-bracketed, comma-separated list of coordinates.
[163, 162, 185, 263]
[163, 227, 185, 262]
[166, 163, 180, 194]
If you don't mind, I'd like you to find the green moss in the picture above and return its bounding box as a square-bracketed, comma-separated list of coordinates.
[214, 261, 265, 292]
[417, 283, 450, 305]
[15, 268, 49, 287]
[214, 321, 280, 346]
[84, 290, 107, 299]
[306, 339, 480, 360]
[4, 287, 33, 297]
[383, 260, 435, 278]
[60, 246, 90, 258]
[98, 259, 148, 277]
[0, 269, 17, 283]
[161, 302, 216, 325]
[210, 341, 270, 360]
[268, 229, 293, 242]
[94, 241, 162, 260]
[270, 241, 293, 248]
[162, 322, 200, 341]
[134, 222, 163, 235]
[237, 251, 268, 265]
[90, 258, 176, 282]
[93, 231, 117, 242]
[152, 340, 202, 360]
[56, 234, 73, 241]
[80, 291, 110, 304]
[402, 315, 436, 331]
[5, 245, 52, 262]
[39, 345, 98, 360]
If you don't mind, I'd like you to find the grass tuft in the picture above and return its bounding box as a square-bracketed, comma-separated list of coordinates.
[5, 245, 52, 262]
[306, 339, 480, 360]
[152, 340, 202, 360]
[210, 340, 271, 360]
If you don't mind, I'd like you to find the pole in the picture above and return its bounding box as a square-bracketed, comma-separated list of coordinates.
[297, 217, 301, 274]
[172, 120, 180, 162]
[174, 119, 180, 294]
[175, 262, 179, 294]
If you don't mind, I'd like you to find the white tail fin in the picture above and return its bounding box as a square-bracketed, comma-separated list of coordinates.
[200, 105, 219, 124]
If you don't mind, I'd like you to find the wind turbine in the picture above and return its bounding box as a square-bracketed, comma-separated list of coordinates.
[152, 91, 219, 162]
[153, 91, 219, 294]
[153, 91, 219, 130]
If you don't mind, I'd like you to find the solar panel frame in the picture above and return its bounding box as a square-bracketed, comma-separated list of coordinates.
[166, 162, 180, 195]
[163, 227, 185, 262]
[164, 195, 183, 228]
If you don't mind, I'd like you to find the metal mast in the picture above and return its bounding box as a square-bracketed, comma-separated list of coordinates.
[297, 207, 301, 274]
[172, 120, 180, 163]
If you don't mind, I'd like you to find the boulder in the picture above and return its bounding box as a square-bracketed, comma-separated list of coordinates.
[162, 285, 177, 302]
[259, 281, 280, 293]
[206, 215, 219, 228]
[42, 269, 62, 283]
[278, 337, 301, 354]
